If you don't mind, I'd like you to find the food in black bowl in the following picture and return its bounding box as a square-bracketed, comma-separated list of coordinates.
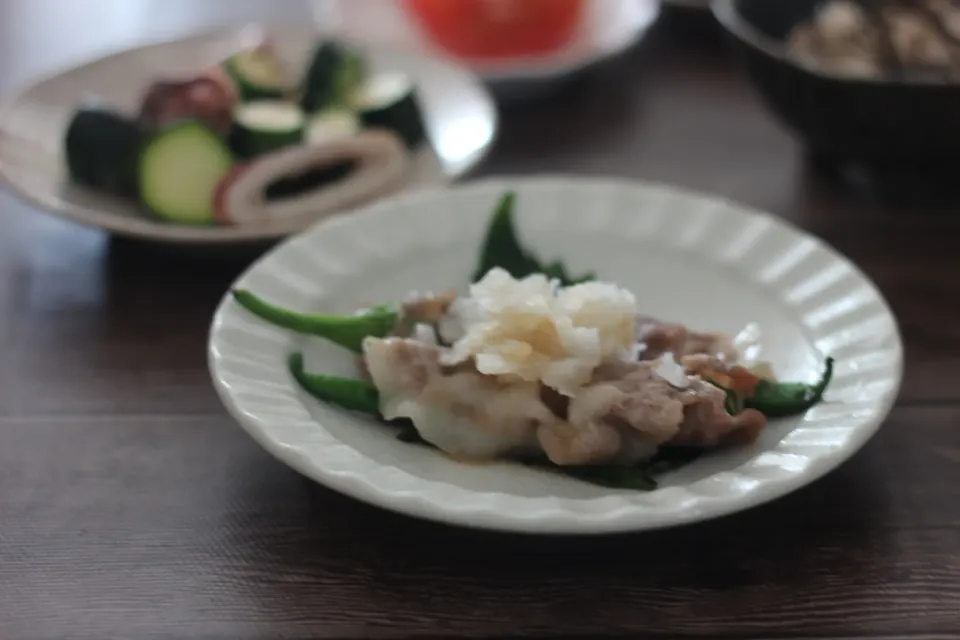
[712, 0, 960, 195]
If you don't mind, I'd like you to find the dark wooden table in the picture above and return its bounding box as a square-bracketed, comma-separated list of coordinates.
[2, 3, 959, 639]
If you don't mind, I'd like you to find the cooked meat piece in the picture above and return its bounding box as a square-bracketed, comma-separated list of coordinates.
[681, 354, 762, 397]
[670, 384, 767, 448]
[537, 359, 767, 466]
[362, 337, 767, 468]
[402, 291, 457, 324]
[362, 337, 553, 461]
[535, 418, 625, 467]
[391, 291, 457, 341]
[539, 384, 570, 420]
[579, 361, 687, 444]
[635, 315, 738, 362]
[679, 353, 728, 374]
[537, 372, 666, 466]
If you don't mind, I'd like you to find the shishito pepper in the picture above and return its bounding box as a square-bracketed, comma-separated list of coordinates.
[472, 191, 594, 285]
[231, 289, 397, 353]
[287, 352, 380, 415]
[744, 357, 835, 417]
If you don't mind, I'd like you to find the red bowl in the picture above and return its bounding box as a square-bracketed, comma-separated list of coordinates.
[403, 0, 585, 61]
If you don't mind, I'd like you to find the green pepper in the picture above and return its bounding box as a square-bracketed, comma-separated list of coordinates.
[643, 446, 704, 477]
[525, 446, 703, 492]
[706, 379, 746, 415]
[472, 191, 594, 286]
[232, 289, 397, 353]
[472, 191, 538, 282]
[559, 465, 658, 491]
[287, 352, 380, 415]
[564, 447, 702, 492]
[541, 260, 596, 287]
[724, 389, 745, 415]
[744, 357, 835, 418]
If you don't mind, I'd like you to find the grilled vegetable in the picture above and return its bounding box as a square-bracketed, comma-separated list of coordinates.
[288, 353, 380, 415]
[559, 465, 658, 491]
[300, 41, 367, 112]
[231, 289, 397, 353]
[744, 357, 835, 417]
[223, 44, 289, 101]
[473, 192, 595, 285]
[534, 447, 703, 491]
[306, 109, 361, 145]
[63, 106, 143, 197]
[353, 71, 427, 149]
[541, 260, 595, 287]
[138, 120, 234, 225]
[642, 447, 704, 478]
[230, 100, 305, 159]
[705, 381, 746, 416]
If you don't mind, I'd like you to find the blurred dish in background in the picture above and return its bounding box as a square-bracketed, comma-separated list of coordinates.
[786, 0, 960, 81]
[0, 24, 497, 244]
[714, 0, 960, 202]
[403, 0, 587, 61]
[324, 0, 662, 102]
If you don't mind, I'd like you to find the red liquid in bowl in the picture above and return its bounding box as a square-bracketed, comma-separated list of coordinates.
[404, 0, 585, 60]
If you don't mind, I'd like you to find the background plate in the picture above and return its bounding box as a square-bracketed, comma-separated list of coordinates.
[208, 176, 903, 534]
[324, 0, 662, 101]
[0, 24, 497, 244]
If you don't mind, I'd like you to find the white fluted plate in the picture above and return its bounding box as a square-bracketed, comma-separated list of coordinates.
[208, 176, 902, 534]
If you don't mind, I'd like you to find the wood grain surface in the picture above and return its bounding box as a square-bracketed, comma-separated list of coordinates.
[2, 2, 959, 639]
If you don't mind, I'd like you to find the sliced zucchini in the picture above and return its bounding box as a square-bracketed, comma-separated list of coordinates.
[353, 72, 427, 149]
[223, 46, 288, 101]
[63, 106, 143, 197]
[138, 120, 234, 225]
[306, 109, 361, 146]
[230, 100, 305, 159]
[300, 41, 367, 113]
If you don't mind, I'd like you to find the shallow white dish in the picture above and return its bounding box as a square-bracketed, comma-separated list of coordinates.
[208, 176, 902, 534]
[0, 25, 496, 244]
[326, 0, 661, 100]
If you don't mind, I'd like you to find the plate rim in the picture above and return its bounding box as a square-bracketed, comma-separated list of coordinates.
[208, 174, 904, 535]
[0, 24, 498, 244]
[471, 0, 663, 84]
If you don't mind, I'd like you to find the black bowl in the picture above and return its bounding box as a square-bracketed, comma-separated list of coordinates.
[712, 0, 960, 179]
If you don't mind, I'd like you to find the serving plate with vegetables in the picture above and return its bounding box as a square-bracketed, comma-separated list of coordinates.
[0, 25, 496, 243]
[209, 176, 902, 534]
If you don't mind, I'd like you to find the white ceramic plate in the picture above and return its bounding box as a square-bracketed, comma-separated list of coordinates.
[0, 25, 497, 244]
[208, 176, 902, 534]
[325, 0, 661, 99]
